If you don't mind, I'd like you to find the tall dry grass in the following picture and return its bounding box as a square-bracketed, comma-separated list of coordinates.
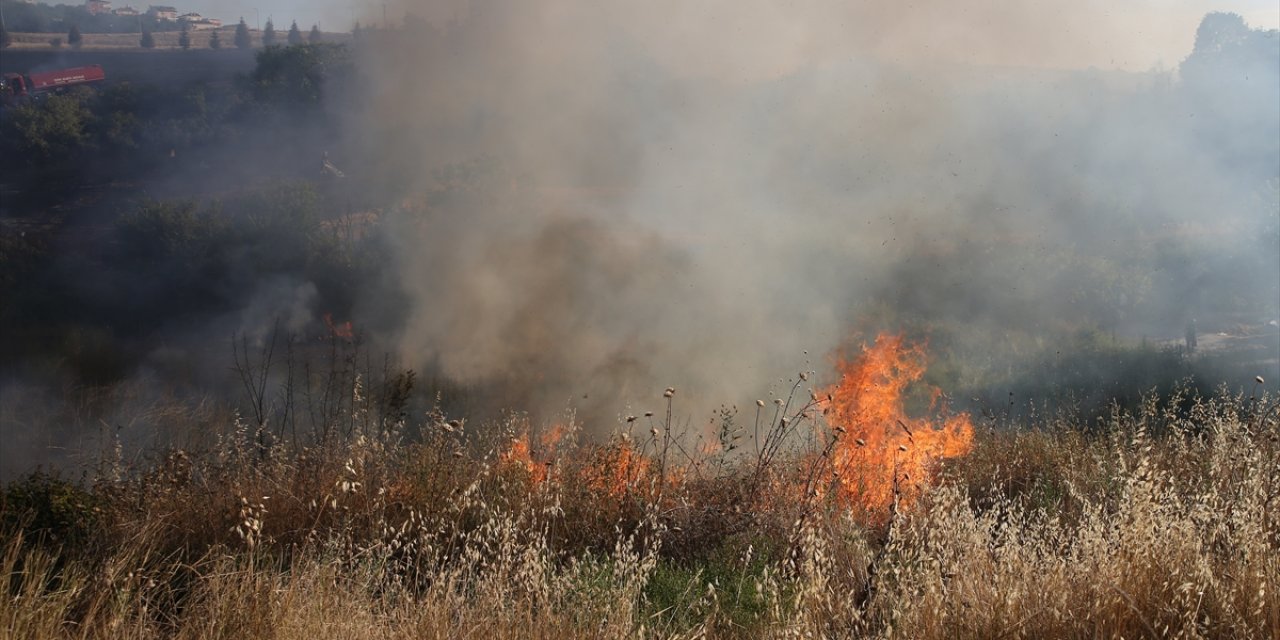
[2, 388, 1276, 638]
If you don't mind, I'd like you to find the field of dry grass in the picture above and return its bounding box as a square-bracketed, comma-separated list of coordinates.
[3, 380, 1276, 639]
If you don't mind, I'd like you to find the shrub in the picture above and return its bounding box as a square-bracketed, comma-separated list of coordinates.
[1, 473, 100, 551]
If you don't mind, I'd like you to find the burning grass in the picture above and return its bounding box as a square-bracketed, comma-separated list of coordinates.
[819, 333, 976, 513]
[2, 339, 1277, 638]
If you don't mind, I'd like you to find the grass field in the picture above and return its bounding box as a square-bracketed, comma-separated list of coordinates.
[3, 358, 1275, 638]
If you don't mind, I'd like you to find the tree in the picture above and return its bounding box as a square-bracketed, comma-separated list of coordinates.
[140, 28, 154, 48]
[1192, 12, 1249, 55]
[68, 24, 82, 48]
[350, 22, 362, 44]
[262, 19, 275, 46]
[235, 18, 251, 49]
[209, 29, 221, 49]
[309, 24, 322, 43]
[2, 92, 96, 166]
[178, 23, 190, 50]
[251, 43, 352, 108]
[287, 20, 302, 45]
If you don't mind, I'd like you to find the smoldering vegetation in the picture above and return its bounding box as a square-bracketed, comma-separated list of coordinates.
[0, 5, 1277, 473]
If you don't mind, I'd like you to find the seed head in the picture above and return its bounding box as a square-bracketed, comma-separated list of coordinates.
[756, 400, 766, 408]
[1256, 376, 1265, 384]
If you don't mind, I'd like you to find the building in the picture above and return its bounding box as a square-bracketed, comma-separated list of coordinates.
[85, 0, 112, 15]
[179, 15, 222, 30]
[113, 5, 140, 16]
[178, 13, 221, 29]
[148, 5, 178, 20]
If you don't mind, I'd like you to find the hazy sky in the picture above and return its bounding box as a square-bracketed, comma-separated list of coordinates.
[180, 0, 1279, 72]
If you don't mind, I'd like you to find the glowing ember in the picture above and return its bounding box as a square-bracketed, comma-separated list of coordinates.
[820, 334, 974, 512]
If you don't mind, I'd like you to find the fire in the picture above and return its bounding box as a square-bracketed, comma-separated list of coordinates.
[498, 424, 567, 485]
[499, 433, 547, 483]
[499, 425, 652, 498]
[583, 439, 652, 497]
[323, 313, 355, 341]
[820, 334, 974, 512]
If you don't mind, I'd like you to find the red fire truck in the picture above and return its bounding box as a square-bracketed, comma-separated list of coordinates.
[1, 65, 106, 99]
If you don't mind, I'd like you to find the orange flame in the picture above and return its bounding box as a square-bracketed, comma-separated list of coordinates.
[499, 433, 546, 483]
[820, 334, 974, 512]
[499, 426, 653, 498]
[323, 313, 355, 341]
[583, 440, 652, 498]
[499, 424, 568, 485]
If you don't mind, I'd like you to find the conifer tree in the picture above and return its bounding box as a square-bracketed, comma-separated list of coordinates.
[234, 18, 251, 49]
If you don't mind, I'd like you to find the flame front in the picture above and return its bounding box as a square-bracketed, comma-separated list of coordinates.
[500, 433, 548, 483]
[583, 440, 652, 497]
[499, 424, 651, 497]
[821, 334, 974, 512]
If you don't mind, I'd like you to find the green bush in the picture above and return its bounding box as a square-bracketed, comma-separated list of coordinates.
[1, 473, 100, 551]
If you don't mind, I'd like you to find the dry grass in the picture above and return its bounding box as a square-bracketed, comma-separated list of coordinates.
[2, 389, 1277, 638]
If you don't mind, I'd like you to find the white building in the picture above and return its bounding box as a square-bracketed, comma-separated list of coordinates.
[85, 0, 112, 15]
[148, 5, 178, 20]
[178, 13, 222, 29]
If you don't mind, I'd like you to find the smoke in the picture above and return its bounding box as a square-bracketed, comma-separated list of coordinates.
[334, 1, 1277, 426]
[1, 2, 1275, 478]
